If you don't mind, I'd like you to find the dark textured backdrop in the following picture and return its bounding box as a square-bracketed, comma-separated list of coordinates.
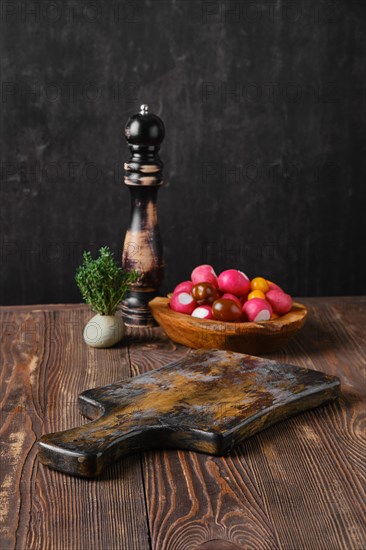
[1, 0, 365, 305]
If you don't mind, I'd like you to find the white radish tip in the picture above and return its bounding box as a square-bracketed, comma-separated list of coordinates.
[178, 293, 193, 305]
[192, 307, 209, 318]
[254, 310, 271, 322]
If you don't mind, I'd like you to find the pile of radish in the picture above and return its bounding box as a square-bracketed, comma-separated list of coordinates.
[169, 265, 293, 323]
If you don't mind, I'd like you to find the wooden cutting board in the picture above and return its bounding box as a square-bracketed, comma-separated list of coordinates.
[38, 350, 340, 477]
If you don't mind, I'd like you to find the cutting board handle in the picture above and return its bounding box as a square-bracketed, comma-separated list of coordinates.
[38, 413, 147, 477]
[38, 412, 221, 477]
[39, 412, 221, 477]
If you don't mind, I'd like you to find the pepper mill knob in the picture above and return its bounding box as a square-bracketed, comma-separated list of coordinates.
[121, 106, 165, 326]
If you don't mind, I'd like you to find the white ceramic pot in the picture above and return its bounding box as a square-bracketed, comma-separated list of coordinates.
[83, 314, 125, 348]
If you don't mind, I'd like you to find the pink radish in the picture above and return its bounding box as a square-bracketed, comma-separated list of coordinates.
[266, 280, 284, 293]
[218, 269, 250, 296]
[222, 293, 242, 308]
[191, 264, 218, 286]
[265, 290, 292, 315]
[173, 280, 193, 294]
[191, 305, 213, 320]
[242, 298, 272, 322]
[170, 292, 197, 315]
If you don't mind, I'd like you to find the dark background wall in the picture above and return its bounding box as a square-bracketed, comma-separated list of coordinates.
[1, 0, 365, 305]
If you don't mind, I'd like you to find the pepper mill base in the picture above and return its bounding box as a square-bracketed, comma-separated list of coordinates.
[120, 290, 158, 327]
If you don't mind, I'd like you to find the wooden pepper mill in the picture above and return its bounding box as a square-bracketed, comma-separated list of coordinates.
[121, 104, 165, 326]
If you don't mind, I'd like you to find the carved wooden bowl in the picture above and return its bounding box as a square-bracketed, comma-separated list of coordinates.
[149, 297, 308, 355]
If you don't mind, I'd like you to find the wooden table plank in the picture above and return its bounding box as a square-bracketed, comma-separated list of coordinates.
[1, 298, 365, 550]
[245, 298, 366, 549]
[0, 306, 150, 550]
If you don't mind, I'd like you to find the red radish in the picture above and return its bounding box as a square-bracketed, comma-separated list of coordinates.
[222, 293, 242, 308]
[266, 280, 284, 293]
[242, 298, 272, 322]
[218, 269, 250, 296]
[191, 264, 218, 286]
[173, 280, 193, 294]
[191, 305, 213, 320]
[266, 290, 292, 315]
[170, 292, 197, 315]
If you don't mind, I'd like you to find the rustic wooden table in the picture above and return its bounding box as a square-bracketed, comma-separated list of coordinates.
[1, 297, 365, 550]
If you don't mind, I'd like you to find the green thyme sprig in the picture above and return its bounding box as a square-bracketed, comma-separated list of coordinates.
[75, 247, 139, 316]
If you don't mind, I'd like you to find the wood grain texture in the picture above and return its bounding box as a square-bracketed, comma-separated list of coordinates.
[1, 297, 365, 549]
[0, 306, 149, 550]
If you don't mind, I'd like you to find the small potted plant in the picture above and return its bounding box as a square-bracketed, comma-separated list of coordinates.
[75, 247, 139, 348]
